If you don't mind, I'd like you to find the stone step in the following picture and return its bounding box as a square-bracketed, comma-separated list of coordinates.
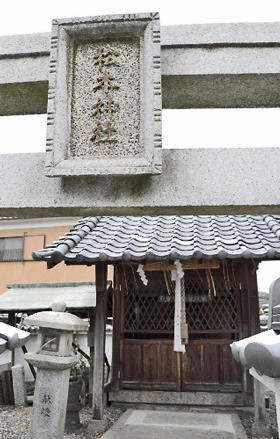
[109, 390, 253, 408]
[101, 409, 248, 439]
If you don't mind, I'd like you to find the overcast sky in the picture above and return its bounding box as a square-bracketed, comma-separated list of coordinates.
[1, 0, 280, 292]
[2, 0, 280, 153]
[1, 0, 280, 153]
[1, 0, 280, 34]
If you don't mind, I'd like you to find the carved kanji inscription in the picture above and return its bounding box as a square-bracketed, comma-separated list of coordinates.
[70, 39, 140, 159]
[46, 13, 162, 176]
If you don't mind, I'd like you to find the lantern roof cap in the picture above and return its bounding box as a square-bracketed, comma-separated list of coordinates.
[24, 304, 88, 332]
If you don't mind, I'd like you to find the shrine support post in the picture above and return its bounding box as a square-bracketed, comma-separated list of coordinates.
[92, 262, 107, 421]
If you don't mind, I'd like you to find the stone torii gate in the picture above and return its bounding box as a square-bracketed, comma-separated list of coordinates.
[1, 11, 280, 431]
[0, 17, 280, 216]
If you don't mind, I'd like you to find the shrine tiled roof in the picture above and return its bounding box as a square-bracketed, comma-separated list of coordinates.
[32, 215, 280, 267]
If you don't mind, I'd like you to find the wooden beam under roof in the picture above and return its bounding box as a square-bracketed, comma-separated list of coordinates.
[142, 260, 220, 272]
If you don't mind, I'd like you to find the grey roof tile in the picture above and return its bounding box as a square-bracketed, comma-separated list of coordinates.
[32, 215, 280, 266]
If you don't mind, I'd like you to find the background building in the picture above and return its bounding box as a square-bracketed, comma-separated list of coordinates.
[0, 217, 113, 294]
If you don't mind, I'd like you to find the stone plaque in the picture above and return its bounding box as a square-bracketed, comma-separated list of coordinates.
[46, 13, 162, 177]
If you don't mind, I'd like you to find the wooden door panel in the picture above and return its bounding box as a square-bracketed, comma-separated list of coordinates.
[121, 339, 242, 391]
[203, 344, 220, 384]
[159, 343, 180, 384]
[182, 343, 220, 386]
[142, 343, 160, 383]
[122, 340, 179, 390]
[221, 344, 243, 385]
[182, 340, 242, 391]
[182, 344, 203, 385]
[122, 341, 142, 384]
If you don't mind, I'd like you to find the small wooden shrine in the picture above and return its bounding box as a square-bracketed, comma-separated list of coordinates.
[111, 258, 258, 394]
[34, 215, 280, 417]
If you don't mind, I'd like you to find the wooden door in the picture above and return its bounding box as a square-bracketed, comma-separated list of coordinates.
[181, 339, 242, 391]
[120, 338, 242, 391]
[113, 264, 248, 392]
[121, 339, 180, 390]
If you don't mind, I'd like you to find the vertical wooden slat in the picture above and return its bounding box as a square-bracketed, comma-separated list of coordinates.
[242, 259, 260, 335]
[111, 268, 122, 390]
[119, 277, 125, 386]
[234, 261, 244, 339]
[238, 261, 252, 393]
[239, 263, 250, 339]
[8, 312, 16, 326]
[88, 308, 95, 400]
[1, 370, 14, 405]
[245, 261, 266, 416]
[242, 260, 261, 397]
[247, 260, 261, 336]
[177, 352, 181, 392]
[8, 312, 16, 366]
[92, 262, 107, 420]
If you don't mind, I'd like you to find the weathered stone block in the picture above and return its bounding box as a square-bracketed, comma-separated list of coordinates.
[88, 418, 109, 434]
[46, 13, 162, 177]
[11, 365, 26, 406]
[32, 368, 70, 439]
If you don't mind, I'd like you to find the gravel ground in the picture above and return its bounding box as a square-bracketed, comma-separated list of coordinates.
[0, 405, 123, 439]
[237, 410, 255, 438]
[0, 404, 277, 438]
[238, 407, 279, 439]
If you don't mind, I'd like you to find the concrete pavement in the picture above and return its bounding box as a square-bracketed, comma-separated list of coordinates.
[101, 409, 248, 439]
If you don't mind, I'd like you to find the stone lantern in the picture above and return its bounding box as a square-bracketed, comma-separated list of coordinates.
[231, 278, 280, 437]
[24, 302, 88, 439]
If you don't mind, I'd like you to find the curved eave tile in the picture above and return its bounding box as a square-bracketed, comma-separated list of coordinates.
[33, 215, 280, 266]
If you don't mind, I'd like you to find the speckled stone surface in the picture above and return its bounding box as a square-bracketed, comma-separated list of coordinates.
[45, 13, 162, 176]
[101, 410, 248, 439]
[70, 39, 141, 160]
[31, 368, 71, 439]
